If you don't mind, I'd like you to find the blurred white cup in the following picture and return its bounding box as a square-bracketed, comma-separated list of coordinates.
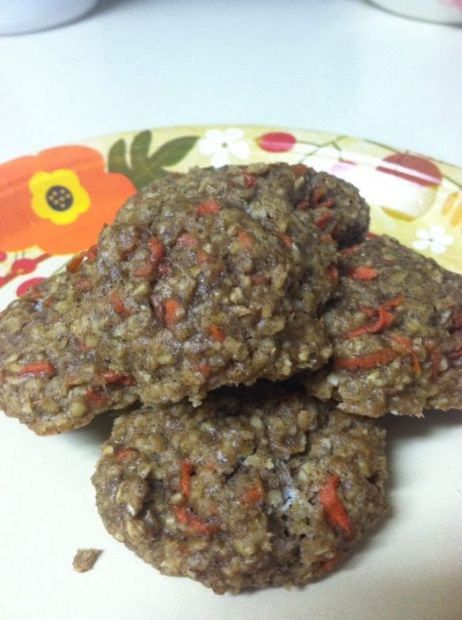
[369, 0, 462, 24]
[0, 0, 100, 35]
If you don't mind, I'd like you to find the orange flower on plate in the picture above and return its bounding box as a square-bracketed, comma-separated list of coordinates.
[0, 145, 136, 255]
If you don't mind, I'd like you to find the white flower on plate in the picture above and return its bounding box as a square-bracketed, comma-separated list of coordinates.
[413, 225, 454, 255]
[198, 128, 250, 167]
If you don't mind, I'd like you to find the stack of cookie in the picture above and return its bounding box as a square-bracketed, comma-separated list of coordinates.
[1, 164, 460, 593]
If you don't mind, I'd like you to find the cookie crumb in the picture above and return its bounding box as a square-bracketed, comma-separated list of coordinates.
[72, 548, 102, 573]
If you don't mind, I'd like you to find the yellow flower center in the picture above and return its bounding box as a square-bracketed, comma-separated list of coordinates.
[29, 169, 90, 225]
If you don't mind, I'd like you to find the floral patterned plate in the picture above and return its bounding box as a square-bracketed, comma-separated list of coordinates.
[1, 126, 462, 620]
[1, 125, 462, 309]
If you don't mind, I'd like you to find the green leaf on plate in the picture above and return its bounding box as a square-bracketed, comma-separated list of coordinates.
[107, 139, 131, 179]
[107, 132, 199, 190]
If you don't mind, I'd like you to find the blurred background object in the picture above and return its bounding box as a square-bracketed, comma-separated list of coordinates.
[369, 0, 462, 24]
[0, 0, 99, 35]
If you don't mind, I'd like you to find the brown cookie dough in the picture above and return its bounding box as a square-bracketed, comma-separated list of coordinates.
[0, 164, 340, 435]
[92, 386, 387, 593]
[72, 548, 102, 573]
[305, 234, 462, 417]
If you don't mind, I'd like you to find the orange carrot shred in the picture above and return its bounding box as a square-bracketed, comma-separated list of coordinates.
[381, 293, 405, 310]
[180, 461, 194, 498]
[115, 447, 139, 464]
[322, 557, 338, 573]
[366, 232, 378, 239]
[243, 172, 256, 188]
[196, 250, 209, 264]
[109, 291, 129, 316]
[312, 187, 326, 203]
[280, 233, 294, 248]
[148, 236, 165, 266]
[451, 311, 462, 331]
[19, 361, 55, 377]
[448, 347, 462, 360]
[315, 212, 334, 229]
[173, 505, 219, 535]
[327, 265, 339, 284]
[84, 387, 108, 406]
[292, 164, 308, 178]
[242, 484, 264, 505]
[133, 262, 154, 277]
[237, 230, 254, 249]
[319, 474, 352, 538]
[85, 245, 98, 263]
[66, 252, 85, 273]
[349, 266, 379, 281]
[197, 199, 220, 216]
[209, 324, 225, 342]
[101, 371, 136, 386]
[296, 199, 311, 211]
[319, 198, 335, 209]
[345, 306, 395, 339]
[335, 348, 399, 371]
[195, 362, 212, 377]
[164, 298, 181, 327]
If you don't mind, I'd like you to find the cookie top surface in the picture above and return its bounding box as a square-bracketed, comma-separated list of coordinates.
[306, 234, 462, 417]
[92, 386, 387, 593]
[0, 164, 349, 435]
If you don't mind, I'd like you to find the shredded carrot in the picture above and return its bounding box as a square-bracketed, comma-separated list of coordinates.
[448, 347, 462, 360]
[204, 462, 217, 472]
[382, 294, 405, 310]
[312, 187, 326, 203]
[335, 348, 399, 371]
[280, 233, 293, 248]
[430, 348, 442, 381]
[28, 287, 44, 301]
[109, 291, 129, 316]
[319, 197, 335, 209]
[319, 474, 352, 538]
[115, 447, 139, 464]
[242, 484, 264, 505]
[85, 245, 98, 263]
[321, 557, 338, 573]
[101, 371, 136, 386]
[391, 334, 421, 375]
[345, 306, 395, 339]
[243, 172, 256, 188]
[180, 461, 194, 498]
[133, 261, 154, 277]
[292, 163, 308, 178]
[237, 230, 254, 249]
[173, 505, 219, 535]
[177, 233, 198, 247]
[366, 232, 378, 239]
[296, 199, 310, 211]
[196, 249, 209, 264]
[197, 198, 220, 216]
[84, 388, 108, 406]
[148, 236, 165, 266]
[315, 212, 334, 229]
[164, 298, 181, 327]
[195, 362, 212, 377]
[327, 265, 339, 284]
[320, 233, 333, 244]
[66, 252, 85, 273]
[209, 324, 225, 342]
[19, 361, 55, 377]
[349, 266, 379, 281]
[451, 311, 462, 331]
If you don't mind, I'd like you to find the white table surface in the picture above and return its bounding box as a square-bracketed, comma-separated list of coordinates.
[1, 3, 462, 620]
[0, 0, 461, 167]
